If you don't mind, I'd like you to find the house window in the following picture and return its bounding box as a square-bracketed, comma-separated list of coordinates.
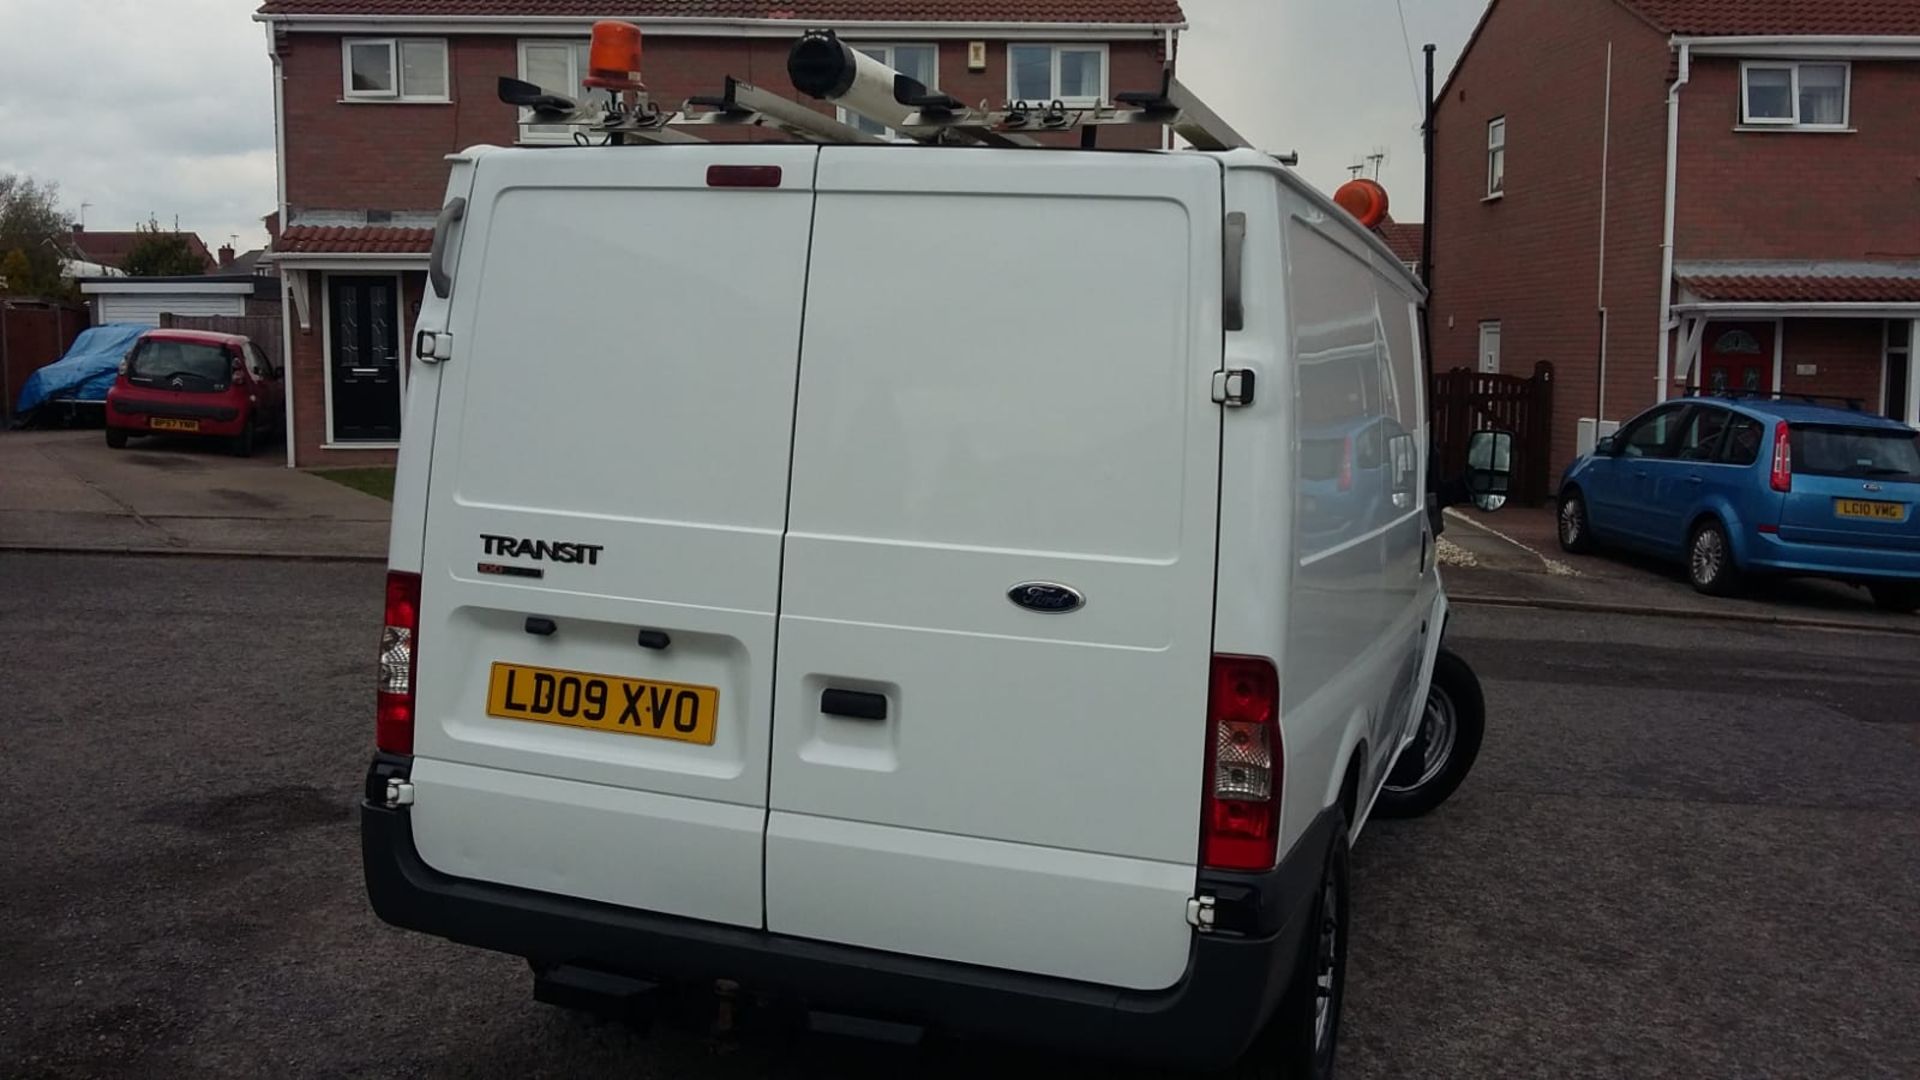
[518, 41, 612, 143]
[342, 39, 448, 101]
[1741, 62, 1850, 128]
[1008, 44, 1107, 106]
[1478, 321, 1502, 374]
[838, 44, 938, 137]
[1886, 320, 1912, 422]
[1486, 117, 1506, 198]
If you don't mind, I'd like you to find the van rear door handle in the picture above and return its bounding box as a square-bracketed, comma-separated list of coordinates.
[821, 689, 887, 721]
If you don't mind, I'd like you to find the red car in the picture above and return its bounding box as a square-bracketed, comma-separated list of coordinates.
[104, 329, 284, 456]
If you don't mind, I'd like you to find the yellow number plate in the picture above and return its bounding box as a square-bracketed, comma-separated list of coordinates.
[151, 418, 200, 432]
[486, 662, 718, 745]
[1834, 499, 1906, 522]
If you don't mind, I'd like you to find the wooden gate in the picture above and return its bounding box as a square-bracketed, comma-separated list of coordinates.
[158, 312, 282, 370]
[1431, 361, 1555, 505]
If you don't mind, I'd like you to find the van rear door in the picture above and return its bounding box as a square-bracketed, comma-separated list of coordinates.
[405, 145, 820, 928]
[765, 150, 1225, 990]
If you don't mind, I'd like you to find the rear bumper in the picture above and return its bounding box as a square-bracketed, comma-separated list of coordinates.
[1746, 532, 1920, 581]
[107, 396, 245, 434]
[362, 765, 1333, 1071]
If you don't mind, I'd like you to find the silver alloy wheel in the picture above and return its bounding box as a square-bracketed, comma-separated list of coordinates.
[1691, 526, 1725, 586]
[1312, 871, 1340, 1052]
[1384, 684, 1458, 793]
[1559, 497, 1582, 544]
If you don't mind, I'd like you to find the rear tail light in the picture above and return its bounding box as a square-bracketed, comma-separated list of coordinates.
[1770, 421, 1792, 493]
[707, 165, 783, 188]
[1338, 435, 1354, 492]
[377, 570, 421, 754]
[1202, 654, 1282, 871]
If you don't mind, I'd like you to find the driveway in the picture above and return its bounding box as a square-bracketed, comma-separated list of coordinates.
[0, 430, 388, 559]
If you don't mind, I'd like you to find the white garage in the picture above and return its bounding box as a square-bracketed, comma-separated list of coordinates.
[78, 278, 259, 326]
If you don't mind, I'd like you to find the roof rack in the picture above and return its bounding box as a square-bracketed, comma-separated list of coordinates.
[1684, 387, 1864, 411]
[497, 24, 1288, 160]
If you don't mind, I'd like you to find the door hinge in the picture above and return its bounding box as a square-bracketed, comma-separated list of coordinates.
[414, 328, 452, 365]
[1186, 894, 1218, 933]
[384, 778, 416, 808]
[1211, 368, 1256, 407]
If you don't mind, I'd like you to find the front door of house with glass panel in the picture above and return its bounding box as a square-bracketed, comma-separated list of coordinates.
[1700, 322, 1775, 397]
[328, 275, 402, 442]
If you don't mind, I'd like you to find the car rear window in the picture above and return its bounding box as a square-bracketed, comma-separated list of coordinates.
[1789, 425, 1920, 482]
[127, 340, 231, 386]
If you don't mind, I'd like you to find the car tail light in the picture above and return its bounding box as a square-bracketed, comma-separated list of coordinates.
[1339, 435, 1354, 492]
[377, 571, 421, 754]
[1202, 654, 1281, 871]
[1770, 421, 1792, 493]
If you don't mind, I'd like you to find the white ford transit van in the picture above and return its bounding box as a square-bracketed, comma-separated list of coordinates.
[363, 31, 1501, 1079]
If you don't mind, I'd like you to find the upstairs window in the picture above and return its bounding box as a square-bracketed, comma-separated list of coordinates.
[1008, 44, 1107, 106]
[1741, 62, 1850, 129]
[1486, 117, 1506, 198]
[839, 44, 938, 137]
[343, 38, 448, 102]
[518, 41, 613, 143]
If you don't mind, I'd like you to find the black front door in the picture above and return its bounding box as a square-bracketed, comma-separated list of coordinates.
[328, 275, 402, 442]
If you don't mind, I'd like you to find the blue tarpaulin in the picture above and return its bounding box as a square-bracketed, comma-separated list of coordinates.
[14, 323, 149, 416]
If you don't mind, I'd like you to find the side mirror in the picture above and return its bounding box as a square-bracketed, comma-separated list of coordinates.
[1593, 434, 1618, 457]
[1465, 429, 1514, 512]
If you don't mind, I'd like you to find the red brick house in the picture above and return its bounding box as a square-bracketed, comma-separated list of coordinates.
[65, 225, 216, 275]
[252, 0, 1188, 466]
[1428, 0, 1920, 481]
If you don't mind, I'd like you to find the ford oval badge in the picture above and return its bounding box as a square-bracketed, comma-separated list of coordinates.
[1008, 581, 1084, 614]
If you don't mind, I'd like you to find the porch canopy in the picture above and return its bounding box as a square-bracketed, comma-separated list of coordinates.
[1671, 260, 1920, 383]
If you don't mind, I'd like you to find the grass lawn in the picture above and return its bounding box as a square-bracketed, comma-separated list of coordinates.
[312, 467, 395, 501]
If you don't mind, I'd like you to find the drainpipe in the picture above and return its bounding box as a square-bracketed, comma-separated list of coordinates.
[1164, 26, 1178, 151]
[1596, 41, 1613, 422]
[1655, 41, 1691, 402]
[268, 20, 297, 469]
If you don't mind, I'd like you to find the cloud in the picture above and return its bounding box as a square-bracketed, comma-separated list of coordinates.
[0, 0, 275, 250]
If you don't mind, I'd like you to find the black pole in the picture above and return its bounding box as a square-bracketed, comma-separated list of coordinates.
[1420, 42, 1437, 358]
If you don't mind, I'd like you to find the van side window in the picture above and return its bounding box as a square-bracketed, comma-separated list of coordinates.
[1719, 415, 1765, 465]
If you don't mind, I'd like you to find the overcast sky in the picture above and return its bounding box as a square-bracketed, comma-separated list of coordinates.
[0, 0, 1485, 253]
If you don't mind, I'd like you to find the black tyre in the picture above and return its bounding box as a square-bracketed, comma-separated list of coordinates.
[1556, 488, 1594, 554]
[230, 417, 255, 458]
[1687, 518, 1739, 596]
[1868, 582, 1920, 614]
[1374, 649, 1486, 820]
[104, 428, 128, 449]
[1223, 812, 1350, 1080]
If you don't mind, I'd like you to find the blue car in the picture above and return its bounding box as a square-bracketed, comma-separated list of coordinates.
[1556, 395, 1920, 612]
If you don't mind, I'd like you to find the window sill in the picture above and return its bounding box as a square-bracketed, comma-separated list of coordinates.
[1733, 124, 1855, 134]
[320, 441, 401, 450]
[1483, 193, 1505, 203]
[338, 97, 453, 105]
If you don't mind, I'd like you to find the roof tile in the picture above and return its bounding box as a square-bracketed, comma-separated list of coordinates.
[1626, 0, 1920, 37]
[1679, 273, 1920, 304]
[256, 0, 1186, 23]
[274, 225, 435, 254]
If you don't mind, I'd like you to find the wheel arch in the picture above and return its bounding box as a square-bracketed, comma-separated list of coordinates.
[1686, 499, 1749, 567]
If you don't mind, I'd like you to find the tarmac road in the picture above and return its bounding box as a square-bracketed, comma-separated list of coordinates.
[2, 553, 1916, 1079]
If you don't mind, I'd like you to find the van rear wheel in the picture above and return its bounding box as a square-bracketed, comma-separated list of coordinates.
[1224, 812, 1349, 1080]
[1373, 649, 1485, 819]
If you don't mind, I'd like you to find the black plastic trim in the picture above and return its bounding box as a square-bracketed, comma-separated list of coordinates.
[820, 688, 887, 721]
[361, 769, 1342, 1071]
[108, 399, 240, 420]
